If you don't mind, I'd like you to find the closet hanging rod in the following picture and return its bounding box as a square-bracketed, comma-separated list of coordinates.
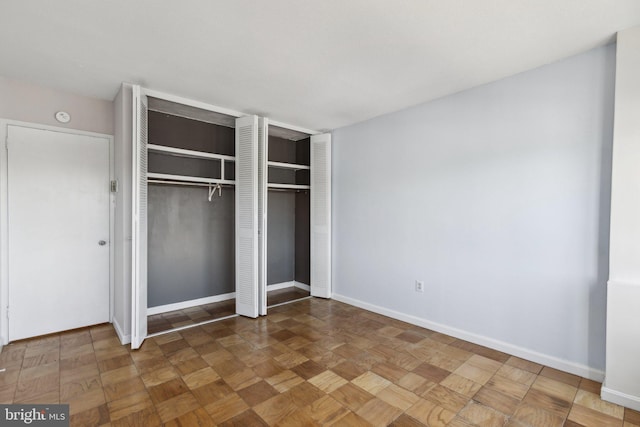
[267, 183, 310, 190]
[267, 187, 309, 193]
[148, 179, 235, 188]
[148, 172, 234, 186]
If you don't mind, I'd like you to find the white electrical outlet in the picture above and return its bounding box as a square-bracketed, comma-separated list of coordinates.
[415, 280, 424, 292]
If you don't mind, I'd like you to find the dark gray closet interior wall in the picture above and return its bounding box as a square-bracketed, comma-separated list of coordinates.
[267, 192, 295, 285]
[266, 135, 296, 285]
[148, 186, 235, 306]
[295, 193, 310, 284]
[295, 137, 310, 284]
[149, 152, 228, 180]
[266, 135, 311, 286]
[149, 110, 235, 180]
[147, 111, 235, 307]
[269, 136, 296, 162]
[150, 111, 234, 154]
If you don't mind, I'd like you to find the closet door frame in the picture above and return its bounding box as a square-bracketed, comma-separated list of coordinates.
[0, 119, 115, 346]
[260, 121, 331, 305]
[258, 118, 268, 315]
[129, 86, 245, 348]
[131, 85, 148, 350]
[128, 86, 330, 343]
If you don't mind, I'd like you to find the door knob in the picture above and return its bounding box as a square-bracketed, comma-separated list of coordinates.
[99, 240, 107, 246]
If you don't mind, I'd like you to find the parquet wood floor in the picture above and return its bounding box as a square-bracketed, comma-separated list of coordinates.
[1, 298, 638, 426]
[267, 287, 310, 307]
[148, 287, 310, 335]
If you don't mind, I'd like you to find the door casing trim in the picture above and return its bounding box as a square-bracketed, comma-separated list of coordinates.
[0, 119, 115, 344]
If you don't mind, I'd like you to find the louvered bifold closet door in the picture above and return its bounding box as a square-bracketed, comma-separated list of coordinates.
[131, 85, 148, 349]
[310, 134, 332, 298]
[235, 116, 259, 318]
[257, 118, 268, 315]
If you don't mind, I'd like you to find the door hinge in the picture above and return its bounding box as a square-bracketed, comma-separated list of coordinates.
[110, 180, 119, 193]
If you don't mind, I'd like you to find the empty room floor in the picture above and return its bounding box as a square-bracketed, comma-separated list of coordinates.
[0, 299, 638, 427]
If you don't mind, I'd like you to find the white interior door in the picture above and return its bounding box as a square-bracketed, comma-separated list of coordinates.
[7, 125, 110, 341]
[257, 118, 268, 315]
[310, 133, 332, 298]
[131, 85, 148, 349]
[235, 115, 259, 318]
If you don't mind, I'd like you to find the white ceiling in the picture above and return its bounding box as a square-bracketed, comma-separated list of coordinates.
[1, 1, 639, 131]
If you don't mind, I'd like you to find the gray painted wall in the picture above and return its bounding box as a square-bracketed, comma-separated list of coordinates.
[0, 75, 113, 134]
[332, 44, 615, 372]
[265, 192, 310, 286]
[147, 111, 236, 307]
[266, 136, 311, 285]
[295, 193, 310, 284]
[148, 185, 235, 307]
[267, 192, 295, 285]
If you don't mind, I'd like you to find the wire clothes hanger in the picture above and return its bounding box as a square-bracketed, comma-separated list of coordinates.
[208, 183, 222, 201]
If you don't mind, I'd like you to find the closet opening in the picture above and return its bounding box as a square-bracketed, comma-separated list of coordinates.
[130, 85, 330, 348]
[145, 97, 240, 335]
[261, 124, 313, 312]
[143, 101, 308, 335]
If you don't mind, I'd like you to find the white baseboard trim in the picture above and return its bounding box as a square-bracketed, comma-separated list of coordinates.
[112, 317, 131, 345]
[267, 281, 296, 291]
[608, 279, 640, 288]
[148, 292, 236, 316]
[146, 282, 310, 317]
[601, 386, 640, 411]
[267, 281, 311, 292]
[332, 293, 605, 382]
[293, 281, 311, 292]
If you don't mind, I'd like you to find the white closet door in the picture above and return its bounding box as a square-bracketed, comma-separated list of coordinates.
[310, 133, 332, 298]
[235, 116, 259, 318]
[258, 118, 268, 315]
[131, 85, 148, 349]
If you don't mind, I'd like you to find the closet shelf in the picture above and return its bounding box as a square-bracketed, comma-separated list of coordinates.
[267, 183, 311, 190]
[267, 161, 310, 171]
[148, 144, 235, 162]
[148, 172, 235, 186]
